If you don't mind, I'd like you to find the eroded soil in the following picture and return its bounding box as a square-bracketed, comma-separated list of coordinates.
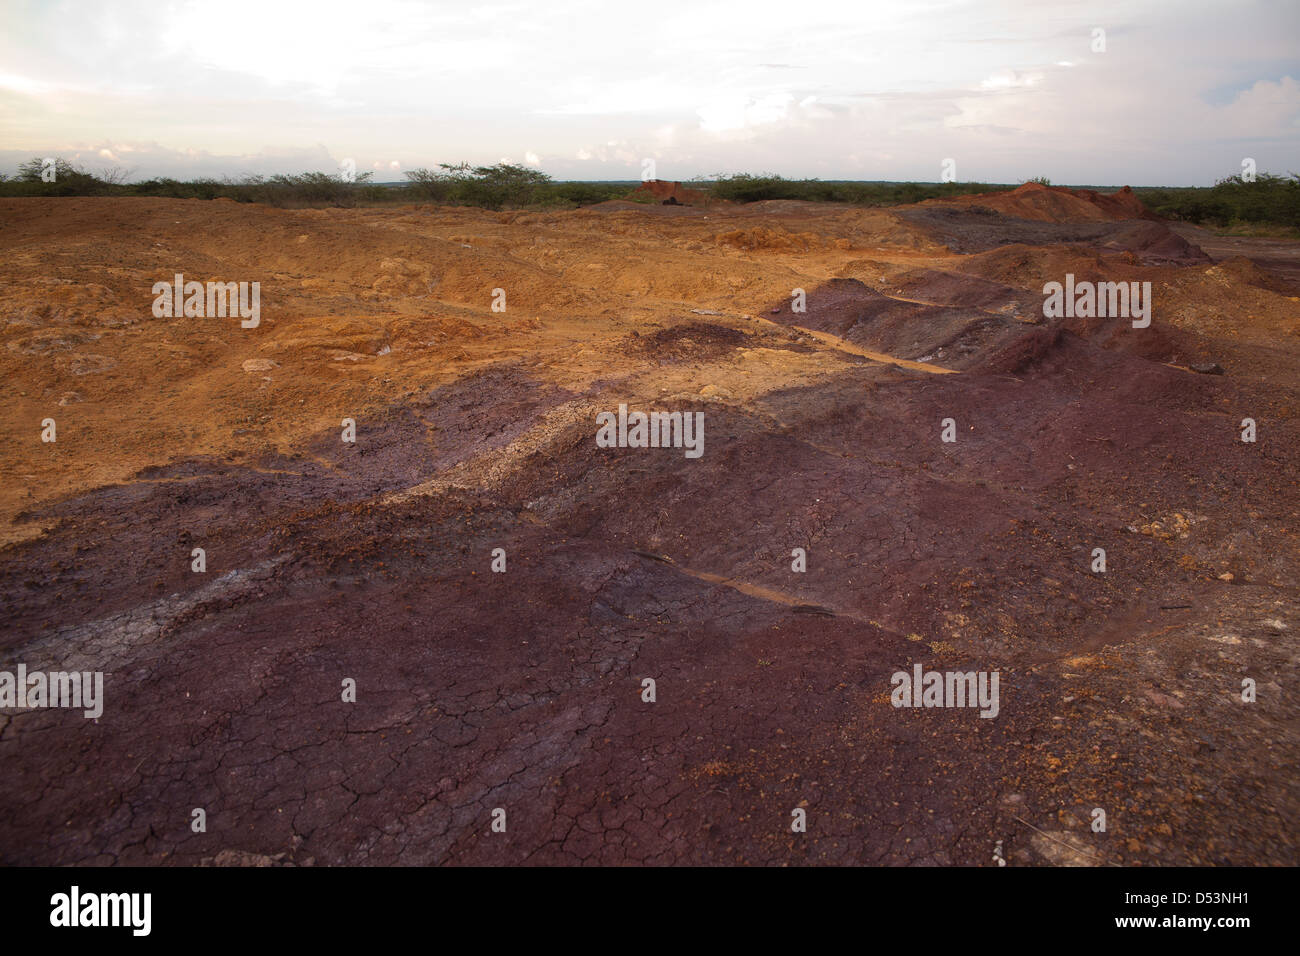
[0, 186, 1296, 865]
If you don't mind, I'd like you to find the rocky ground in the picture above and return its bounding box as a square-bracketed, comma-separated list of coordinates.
[0, 184, 1296, 865]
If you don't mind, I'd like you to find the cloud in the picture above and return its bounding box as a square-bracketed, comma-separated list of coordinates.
[0, 72, 52, 95]
[1, 0, 1296, 184]
[978, 69, 1044, 90]
[697, 92, 794, 133]
[1221, 76, 1300, 132]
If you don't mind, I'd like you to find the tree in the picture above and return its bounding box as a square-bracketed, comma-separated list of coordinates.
[14, 157, 119, 194]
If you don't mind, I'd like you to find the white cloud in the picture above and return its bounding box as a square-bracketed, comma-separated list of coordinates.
[0, 72, 51, 95]
[978, 70, 1043, 91]
[1221, 76, 1300, 132]
[0, 0, 1296, 184]
[697, 93, 795, 133]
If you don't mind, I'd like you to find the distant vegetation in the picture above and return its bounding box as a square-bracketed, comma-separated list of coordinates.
[2, 157, 1296, 231]
[0, 158, 386, 206]
[402, 163, 629, 209]
[0, 158, 629, 209]
[1133, 173, 1300, 234]
[703, 173, 1007, 205]
[8, 157, 129, 195]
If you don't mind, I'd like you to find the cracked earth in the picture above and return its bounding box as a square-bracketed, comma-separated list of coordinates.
[1, 185, 1297, 865]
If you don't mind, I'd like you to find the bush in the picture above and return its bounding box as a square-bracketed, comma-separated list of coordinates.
[1135, 172, 1299, 230]
[549, 181, 629, 206]
[0, 158, 377, 206]
[9, 157, 126, 196]
[703, 173, 1009, 206]
[708, 173, 799, 202]
[262, 171, 374, 207]
[403, 162, 556, 209]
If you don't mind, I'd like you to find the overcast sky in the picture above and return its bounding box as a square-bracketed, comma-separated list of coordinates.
[1, 0, 1296, 185]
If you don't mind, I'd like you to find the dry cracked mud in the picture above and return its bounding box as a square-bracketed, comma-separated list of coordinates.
[1, 185, 1297, 865]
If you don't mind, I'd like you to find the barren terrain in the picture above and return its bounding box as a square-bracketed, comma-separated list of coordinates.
[1, 184, 1297, 865]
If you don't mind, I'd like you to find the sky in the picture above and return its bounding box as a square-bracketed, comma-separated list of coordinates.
[0, 0, 1297, 186]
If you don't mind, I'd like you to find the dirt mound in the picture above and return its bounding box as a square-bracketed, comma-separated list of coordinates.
[1202, 254, 1300, 294]
[636, 321, 751, 360]
[627, 179, 713, 206]
[862, 265, 1031, 311]
[765, 276, 1028, 369]
[973, 323, 1068, 374]
[897, 205, 1205, 264]
[1097, 220, 1210, 263]
[932, 183, 1161, 224]
[1171, 225, 1300, 294]
[714, 226, 832, 253]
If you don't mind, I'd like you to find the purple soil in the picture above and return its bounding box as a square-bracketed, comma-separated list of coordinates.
[899, 206, 1211, 264]
[1, 313, 1296, 865]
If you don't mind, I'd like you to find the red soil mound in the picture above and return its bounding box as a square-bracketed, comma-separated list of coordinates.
[935, 182, 1160, 223]
[628, 179, 713, 205]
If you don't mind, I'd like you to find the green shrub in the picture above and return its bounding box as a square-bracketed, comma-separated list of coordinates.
[9, 157, 125, 196]
[702, 174, 1009, 206]
[404, 162, 553, 209]
[1134, 172, 1299, 230]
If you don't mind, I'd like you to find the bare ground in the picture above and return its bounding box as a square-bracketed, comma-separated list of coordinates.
[0, 189, 1296, 865]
